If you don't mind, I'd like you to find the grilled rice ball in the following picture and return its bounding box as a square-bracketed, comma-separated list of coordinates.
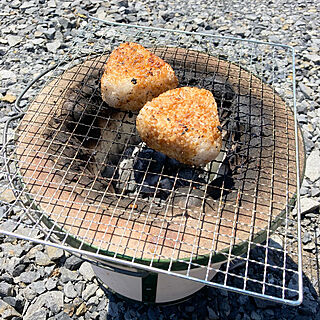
[101, 42, 178, 111]
[136, 87, 222, 166]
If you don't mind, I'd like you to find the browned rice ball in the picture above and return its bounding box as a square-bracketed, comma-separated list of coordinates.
[136, 87, 222, 166]
[101, 42, 178, 111]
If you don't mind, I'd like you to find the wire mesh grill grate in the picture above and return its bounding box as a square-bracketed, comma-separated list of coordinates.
[0, 17, 303, 304]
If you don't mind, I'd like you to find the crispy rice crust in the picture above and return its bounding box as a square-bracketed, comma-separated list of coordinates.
[101, 42, 178, 111]
[136, 87, 222, 166]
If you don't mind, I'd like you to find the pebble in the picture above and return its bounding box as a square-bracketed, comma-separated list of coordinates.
[46, 40, 61, 53]
[75, 302, 87, 316]
[55, 311, 72, 320]
[35, 251, 53, 266]
[0, 299, 21, 319]
[79, 262, 95, 281]
[60, 267, 78, 283]
[302, 231, 312, 244]
[25, 291, 63, 318]
[64, 282, 77, 299]
[44, 28, 56, 40]
[64, 255, 83, 270]
[46, 246, 64, 261]
[82, 283, 98, 301]
[20, 1, 36, 9]
[299, 83, 314, 99]
[300, 197, 320, 214]
[2, 296, 23, 313]
[6, 35, 23, 47]
[0, 189, 17, 203]
[29, 280, 47, 295]
[26, 307, 47, 320]
[305, 149, 320, 182]
[0, 70, 17, 81]
[0, 282, 14, 296]
[207, 306, 219, 320]
[45, 277, 57, 291]
[18, 271, 41, 284]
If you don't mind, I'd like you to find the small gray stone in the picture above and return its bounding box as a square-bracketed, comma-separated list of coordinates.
[3, 296, 23, 313]
[19, 271, 41, 284]
[46, 277, 57, 291]
[35, 251, 52, 266]
[82, 283, 98, 301]
[297, 114, 308, 124]
[96, 298, 107, 311]
[302, 231, 312, 244]
[64, 282, 77, 299]
[87, 295, 98, 306]
[46, 40, 61, 53]
[299, 83, 314, 99]
[44, 28, 56, 40]
[304, 241, 315, 251]
[311, 186, 320, 197]
[29, 280, 47, 295]
[25, 307, 47, 320]
[234, 27, 246, 37]
[305, 149, 320, 182]
[60, 267, 78, 282]
[0, 282, 14, 296]
[47, 0, 57, 8]
[305, 54, 320, 65]
[55, 312, 72, 320]
[300, 186, 310, 196]
[74, 282, 85, 296]
[24, 291, 63, 319]
[300, 197, 319, 215]
[0, 47, 6, 55]
[22, 286, 37, 301]
[0, 299, 21, 319]
[0, 274, 13, 284]
[251, 311, 262, 320]
[0, 70, 16, 81]
[31, 38, 45, 45]
[268, 35, 281, 43]
[79, 262, 95, 281]
[7, 35, 23, 47]
[96, 288, 104, 298]
[0, 221, 17, 233]
[0, 243, 24, 258]
[20, 1, 36, 9]
[65, 255, 83, 270]
[46, 246, 64, 260]
[207, 306, 219, 320]
[246, 14, 258, 21]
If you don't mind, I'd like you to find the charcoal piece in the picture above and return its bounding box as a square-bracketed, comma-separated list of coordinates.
[165, 157, 181, 171]
[159, 178, 174, 191]
[144, 173, 160, 187]
[101, 164, 115, 178]
[133, 148, 166, 183]
[176, 168, 199, 187]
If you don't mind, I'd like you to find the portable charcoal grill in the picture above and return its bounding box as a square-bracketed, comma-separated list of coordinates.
[0, 17, 305, 305]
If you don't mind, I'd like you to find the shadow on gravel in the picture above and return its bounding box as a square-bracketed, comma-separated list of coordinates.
[98, 241, 320, 320]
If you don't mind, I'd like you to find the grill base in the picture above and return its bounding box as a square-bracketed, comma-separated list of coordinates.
[92, 261, 222, 303]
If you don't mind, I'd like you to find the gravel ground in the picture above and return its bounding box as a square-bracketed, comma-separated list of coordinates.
[1, 0, 320, 319]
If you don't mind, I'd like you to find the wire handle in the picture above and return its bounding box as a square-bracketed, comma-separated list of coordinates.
[14, 64, 57, 113]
